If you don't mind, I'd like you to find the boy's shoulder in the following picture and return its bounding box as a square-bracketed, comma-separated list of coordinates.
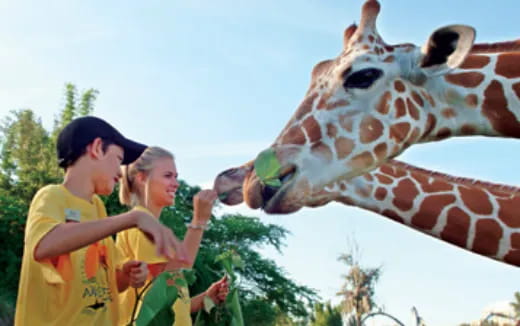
[32, 184, 66, 202]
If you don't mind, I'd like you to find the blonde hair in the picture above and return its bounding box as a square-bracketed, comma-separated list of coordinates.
[119, 146, 174, 207]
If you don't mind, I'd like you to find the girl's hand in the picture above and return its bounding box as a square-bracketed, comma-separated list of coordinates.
[122, 260, 148, 288]
[206, 275, 229, 304]
[193, 190, 218, 223]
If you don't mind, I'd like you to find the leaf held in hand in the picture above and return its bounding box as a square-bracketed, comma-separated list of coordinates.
[203, 295, 216, 314]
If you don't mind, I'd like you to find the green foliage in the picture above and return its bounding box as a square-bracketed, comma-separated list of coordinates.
[309, 302, 342, 326]
[0, 83, 98, 310]
[511, 291, 520, 318]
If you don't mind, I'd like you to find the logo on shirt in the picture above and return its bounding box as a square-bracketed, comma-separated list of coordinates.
[65, 208, 81, 222]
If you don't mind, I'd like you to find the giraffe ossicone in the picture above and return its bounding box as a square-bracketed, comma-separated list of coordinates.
[214, 0, 520, 267]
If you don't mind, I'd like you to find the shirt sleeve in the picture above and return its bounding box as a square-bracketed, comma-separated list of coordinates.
[25, 186, 69, 284]
[132, 229, 169, 265]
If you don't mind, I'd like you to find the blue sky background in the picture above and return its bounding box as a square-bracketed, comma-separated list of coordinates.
[1, 0, 519, 324]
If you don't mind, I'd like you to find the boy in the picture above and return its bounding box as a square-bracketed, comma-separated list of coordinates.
[15, 116, 187, 325]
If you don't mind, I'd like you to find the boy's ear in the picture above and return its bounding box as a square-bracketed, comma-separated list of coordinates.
[135, 171, 146, 184]
[87, 137, 106, 160]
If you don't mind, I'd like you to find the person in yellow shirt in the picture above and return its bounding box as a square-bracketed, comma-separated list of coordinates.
[15, 116, 189, 326]
[116, 146, 229, 326]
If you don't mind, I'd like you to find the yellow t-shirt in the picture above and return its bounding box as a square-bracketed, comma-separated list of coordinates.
[116, 205, 192, 326]
[15, 184, 120, 326]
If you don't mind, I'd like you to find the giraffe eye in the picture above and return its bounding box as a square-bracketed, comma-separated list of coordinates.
[343, 68, 383, 89]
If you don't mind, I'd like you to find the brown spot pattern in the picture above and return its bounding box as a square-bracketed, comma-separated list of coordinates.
[375, 173, 393, 185]
[374, 143, 388, 162]
[376, 92, 392, 114]
[383, 56, 395, 63]
[461, 124, 477, 135]
[360, 116, 384, 144]
[513, 82, 520, 100]
[406, 98, 420, 120]
[411, 172, 454, 193]
[311, 142, 333, 162]
[390, 122, 411, 143]
[444, 72, 485, 88]
[495, 53, 520, 78]
[412, 194, 456, 230]
[441, 207, 470, 248]
[327, 123, 338, 138]
[472, 219, 502, 256]
[302, 116, 322, 143]
[375, 187, 387, 201]
[395, 98, 407, 118]
[411, 91, 424, 107]
[459, 55, 491, 69]
[392, 179, 419, 211]
[394, 80, 406, 93]
[458, 186, 493, 215]
[380, 164, 407, 178]
[482, 80, 520, 137]
[435, 128, 452, 140]
[465, 94, 478, 108]
[294, 93, 318, 120]
[497, 196, 520, 228]
[326, 100, 349, 111]
[281, 126, 306, 145]
[382, 209, 404, 224]
[504, 250, 520, 266]
[339, 113, 354, 132]
[422, 114, 437, 138]
[511, 233, 520, 249]
[350, 151, 375, 169]
[442, 108, 456, 119]
[335, 137, 355, 159]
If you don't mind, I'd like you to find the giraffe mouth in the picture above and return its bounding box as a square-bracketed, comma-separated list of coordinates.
[261, 165, 303, 213]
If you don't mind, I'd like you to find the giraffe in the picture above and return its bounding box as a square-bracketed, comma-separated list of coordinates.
[213, 0, 520, 267]
[214, 159, 520, 266]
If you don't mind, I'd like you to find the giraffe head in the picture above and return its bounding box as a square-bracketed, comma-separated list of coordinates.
[216, 0, 476, 214]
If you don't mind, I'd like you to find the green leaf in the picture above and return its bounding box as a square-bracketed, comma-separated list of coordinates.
[254, 148, 281, 184]
[181, 269, 197, 286]
[175, 278, 187, 288]
[264, 179, 282, 187]
[135, 272, 179, 326]
[231, 253, 245, 270]
[226, 289, 245, 326]
[203, 295, 216, 314]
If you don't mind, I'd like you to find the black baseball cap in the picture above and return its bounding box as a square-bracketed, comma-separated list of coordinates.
[57, 116, 147, 168]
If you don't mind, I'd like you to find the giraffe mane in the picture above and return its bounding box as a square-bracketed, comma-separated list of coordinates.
[390, 160, 520, 195]
[471, 40, 520, 53]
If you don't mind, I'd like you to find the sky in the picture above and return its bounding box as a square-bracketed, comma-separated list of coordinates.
[1, 0, 519, 325]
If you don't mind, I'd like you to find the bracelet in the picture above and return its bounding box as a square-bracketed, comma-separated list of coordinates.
[186, 222, 209, 230]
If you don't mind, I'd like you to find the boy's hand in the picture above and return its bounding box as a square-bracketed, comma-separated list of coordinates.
[193, 190, 218, 224]
[135, 212, 189, 263]
[122, 260, 148, 288]
[206, 275, 229, 304]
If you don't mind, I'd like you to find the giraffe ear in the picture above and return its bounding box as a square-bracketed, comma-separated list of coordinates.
[418, 25, 476, 76]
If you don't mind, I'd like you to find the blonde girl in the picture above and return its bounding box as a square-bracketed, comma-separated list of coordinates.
[116, 146, 228, 326]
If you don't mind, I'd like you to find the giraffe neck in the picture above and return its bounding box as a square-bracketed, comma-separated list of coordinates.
[420, 51, 520, 141]
[323, 160, 520, 267]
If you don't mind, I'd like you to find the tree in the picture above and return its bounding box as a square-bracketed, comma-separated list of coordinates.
[336, 241, 382, 326]
[0, 86, 318, 324]
[511, 292, 520, 318]
[102, 181, 318, 325]
[0, 83, 97, 311]
[309, 302, 342, 326]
